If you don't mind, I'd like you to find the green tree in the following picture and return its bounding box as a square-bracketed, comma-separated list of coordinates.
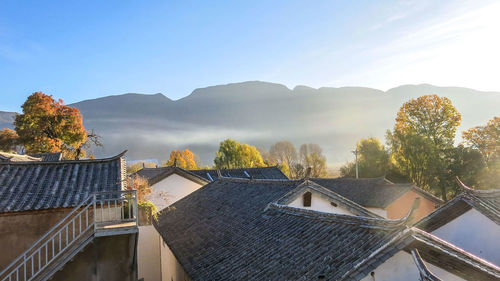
[444, 145, 485, 194]
[14, 92, 89, 159]
[462, 117, 500, 190]
[0, 128, 19, 152]
[214, 139, 265, 169]
[387, 131, 442, 191]
[388, 95, 462, 201]
[340, 137, 389, 178]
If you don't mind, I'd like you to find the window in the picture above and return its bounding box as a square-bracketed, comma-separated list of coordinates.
[303, 192, 312, 207]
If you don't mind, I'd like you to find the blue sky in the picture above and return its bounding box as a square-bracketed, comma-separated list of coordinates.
[1, 0, 499, 112]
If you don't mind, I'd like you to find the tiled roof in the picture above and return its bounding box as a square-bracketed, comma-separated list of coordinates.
[154, 178, 407, 281]
[272, 180, 383, 218]
[416, 179, 500, 232]
[0, 151, 127, 213]
[311, 177, 442, 208]
[411, 249, 442, 281]
[30, 152, 62, 162]
[0, 152, 41, 162]
[155, 178, 500, 281]
[134, 166, 209, 186]
[344, 227, 500, 280]
[189, 166, 288, 181]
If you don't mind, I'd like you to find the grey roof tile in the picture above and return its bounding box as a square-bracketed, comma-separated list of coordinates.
[416, 181, 500, 232]
[134, 166, 209, 186]
[311, 177, 442, 208]
[0, 152, 126, 213]
[155, 178, 500, 281]
[154, 178, 404, 281]
[189, 166, 288, 181]
[29, 152, 63, 161]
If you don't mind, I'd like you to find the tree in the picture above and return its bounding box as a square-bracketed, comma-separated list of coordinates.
[444, 145, 485, 194]
[14, 92, 88, 159]
[126, 174, 151, 203]
[299, 143, 328, 178]
[269, 141, 298, 177]
[127, 161, 157, 174]
[395, 95, 461, 148]
[0, 128, 19, 152]
[387, 131, 442, 190]
[164, 149, 199, 169]
[340, 137, 389, 178]
[388, 95, 462, 201]
[462, 117, 500, 190]
[462, 117, 499, 162]
[214, 139, 265, 169]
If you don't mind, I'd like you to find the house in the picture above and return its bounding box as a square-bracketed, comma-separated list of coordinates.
[134, 165, 288, 210]
[311, 177, 443, 220]
[153, 178, 500, 281]
[134, 166, 210, 210]
[0, 151, 139, 281]
[132, 165, 287, 281]
[416, 178, 500, 265]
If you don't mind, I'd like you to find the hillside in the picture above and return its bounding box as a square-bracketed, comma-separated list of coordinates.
[1, 81, 499, 166]
[0, 111, 15, 130]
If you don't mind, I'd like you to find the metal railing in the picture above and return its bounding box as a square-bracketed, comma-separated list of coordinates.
[0, 190, 137, 281]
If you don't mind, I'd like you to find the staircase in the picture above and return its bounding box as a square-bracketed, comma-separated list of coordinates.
[0, 190, 138, 281]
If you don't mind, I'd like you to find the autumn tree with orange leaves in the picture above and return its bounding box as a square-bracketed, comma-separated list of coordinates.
[163, 149, 199, 169]
[0, 128, 19, 152]
[14, 92, 92, 159]
[462, 117, 499, 162]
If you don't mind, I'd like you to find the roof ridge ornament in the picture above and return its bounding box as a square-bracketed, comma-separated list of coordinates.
[402, 197, 420, 226]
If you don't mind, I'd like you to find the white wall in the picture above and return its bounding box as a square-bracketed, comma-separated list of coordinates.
[138, 225, 162, 281]
[160, 239, 191, 281]
[360, 251, 466, 281]
[431, 209, 500, 265]
[146, 173, 204, 211]
[288, 192, 355, 216]
[140, 173, 203, 281]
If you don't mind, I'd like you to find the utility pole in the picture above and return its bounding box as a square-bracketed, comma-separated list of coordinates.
[351, 148, 359, 179]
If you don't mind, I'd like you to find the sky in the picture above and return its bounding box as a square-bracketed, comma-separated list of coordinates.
[1, 0, 499, 112]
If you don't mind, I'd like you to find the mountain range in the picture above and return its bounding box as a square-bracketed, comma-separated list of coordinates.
[1, 81, 499, 167]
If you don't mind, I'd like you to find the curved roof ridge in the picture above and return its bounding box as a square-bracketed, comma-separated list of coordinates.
[266, 202, 414, 230]
[456, 177, 500, 197]
[216, 177, 303, 183]
[411, 228, 500, 274]
[0, 150, 127, 165]
[411, 249, 443, 281]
